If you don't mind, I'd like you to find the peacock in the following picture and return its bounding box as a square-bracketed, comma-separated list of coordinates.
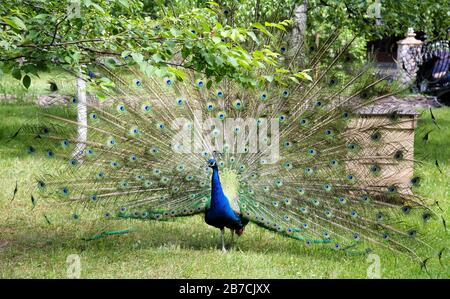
[21, 29, 447, 267]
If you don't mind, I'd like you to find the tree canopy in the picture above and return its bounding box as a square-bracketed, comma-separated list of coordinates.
[0, 0, 304, 92]
[1, 0, 449, 91]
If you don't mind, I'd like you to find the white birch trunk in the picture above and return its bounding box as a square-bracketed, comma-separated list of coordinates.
[72, 69, 88, 160]
[290, 2, 308, 59]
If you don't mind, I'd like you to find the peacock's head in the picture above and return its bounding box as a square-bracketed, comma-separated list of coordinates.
[207, 158, 217, 169]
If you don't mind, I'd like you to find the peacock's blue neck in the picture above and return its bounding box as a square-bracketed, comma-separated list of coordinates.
[205, 166, 246, 231]
[210, 167, 228, 210]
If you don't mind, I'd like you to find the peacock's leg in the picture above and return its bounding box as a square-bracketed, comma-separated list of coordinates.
[220, 228, 226, 252]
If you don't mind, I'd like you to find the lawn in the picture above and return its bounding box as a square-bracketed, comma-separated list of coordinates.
[0, 74, 449, 278]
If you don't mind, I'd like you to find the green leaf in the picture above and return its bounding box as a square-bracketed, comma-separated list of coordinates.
[246, 31, 259, 43]
[294, 71, 313, 81]
[91, 3, 106, 13]
[212, 36, 222, 44]
[265, 21, 286, 31]
[227, 56, 239, 67]
[168, 66, 187, 81]
[206, 1, 219, 7]
[131, 52, 143, 63]
[1, 16, 27, 30]
[12, 68, 22, 80]
[22, 75, 31, 89]
[262, 75, 274, 83]
[252, 23, 272, 37]
[289, 76, 300, 84]
[117, 0, 129, 8]
[152, 53, 163, 63]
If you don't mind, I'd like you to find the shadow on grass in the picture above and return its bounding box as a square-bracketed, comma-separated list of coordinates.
[0, 103, 77, 158]
[0, 216, 344, 262]
[415, 108, 450, 163]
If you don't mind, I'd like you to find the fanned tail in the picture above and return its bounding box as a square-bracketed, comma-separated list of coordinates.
[22, 31, 447, 265]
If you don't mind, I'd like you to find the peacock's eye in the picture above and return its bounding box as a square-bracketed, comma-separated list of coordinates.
[422, 212, 431, 222]
[376, 212, 384, 221]
[371, 132, 381, 141]
[407, 230, 417, 237]
[394, 150, 403, 160]
[387, 185, 397, 193]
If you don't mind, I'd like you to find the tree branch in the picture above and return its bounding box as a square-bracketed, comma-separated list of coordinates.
[0, 55, 26, 62]
[50, 15, 68, 46]
[19, 38, 105, 48]
[79, 46, 120, 56]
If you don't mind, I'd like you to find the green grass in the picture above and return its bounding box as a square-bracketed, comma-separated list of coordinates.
[0, 70, 76, 103]
[0, 88, 449, 278]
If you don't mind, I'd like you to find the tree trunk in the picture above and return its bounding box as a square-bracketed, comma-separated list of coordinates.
[72, 69, 88, 160]
[289, 2, 308, 61]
